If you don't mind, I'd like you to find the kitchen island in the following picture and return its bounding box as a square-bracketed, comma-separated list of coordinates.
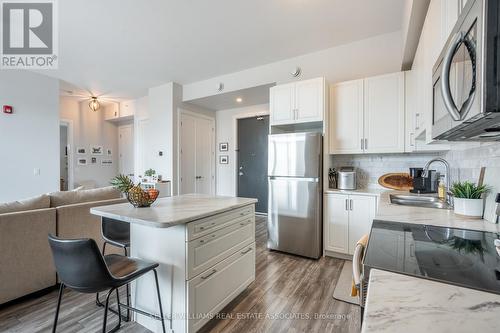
[91, 194, 258, 333]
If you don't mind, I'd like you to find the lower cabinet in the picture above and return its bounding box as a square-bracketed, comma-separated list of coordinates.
[324, 193, 377, 255]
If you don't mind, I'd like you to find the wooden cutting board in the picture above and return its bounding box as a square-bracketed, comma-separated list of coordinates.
[378, 173, 413, 191]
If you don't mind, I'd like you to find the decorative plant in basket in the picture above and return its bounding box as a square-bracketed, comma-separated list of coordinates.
[111, 174, 160, 208]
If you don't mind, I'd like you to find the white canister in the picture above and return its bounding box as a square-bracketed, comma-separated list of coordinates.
[453, 198, 484, 218]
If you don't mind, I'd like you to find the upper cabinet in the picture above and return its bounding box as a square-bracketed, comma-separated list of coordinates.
[104, 101, 135, 122]
[270, 77, 325, 126]
[329, 72, 405, 154]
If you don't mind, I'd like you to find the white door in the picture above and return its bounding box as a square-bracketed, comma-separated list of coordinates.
[364, 72, 405, 153]
[348, 195, 376, 255]
[295, 77, 324, 123]
[325, 194, 349, 254]
[118, 125, 134, 178]
[329, 80, 364, 154]
[270, 83, 295, 125]
[180, 111, 215, 195]
[180, 113, 197, 194]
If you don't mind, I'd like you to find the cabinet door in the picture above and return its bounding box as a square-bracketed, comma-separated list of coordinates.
[348, 195, 376, 255]
[325, 194, 349, 254]
[270, 83, 295, 125]
[405, 70, 417, 153]
[104, 103, 119, 120]
[119, 100, 135, 117]
[329, 80, 364, 154]
[295, 77, 324, 123]
[364, 72, 405, 153]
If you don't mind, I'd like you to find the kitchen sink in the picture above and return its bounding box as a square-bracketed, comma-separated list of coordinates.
[389, 194, 452, 210]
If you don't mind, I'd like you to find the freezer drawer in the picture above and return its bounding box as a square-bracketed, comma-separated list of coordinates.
[267, 177, 322, 258]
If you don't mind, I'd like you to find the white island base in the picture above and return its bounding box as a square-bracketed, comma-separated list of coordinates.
[98, 199, 257, 333]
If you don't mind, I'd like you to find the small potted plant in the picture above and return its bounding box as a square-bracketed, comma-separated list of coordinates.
[144, 168, 156, 183]
[450, 181, 489, 218]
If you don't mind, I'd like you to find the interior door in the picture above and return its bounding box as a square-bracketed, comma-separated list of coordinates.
[118, 125, 134, 178]
[180, 112, 215, 195]
[295, 77, 324, 122]
[195, 117, 214, 195]
[329, 80, 364, 154]
[237, 116, 269, 213]
[364, 72, 405, 153]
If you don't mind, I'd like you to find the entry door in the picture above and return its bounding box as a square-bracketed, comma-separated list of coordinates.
[180, 112, 215, 195]
[119, 125, 134, 178]
[237, 115, 269, 213]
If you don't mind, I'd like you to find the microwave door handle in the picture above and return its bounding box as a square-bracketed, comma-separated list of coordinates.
[441, 32, 465, 121]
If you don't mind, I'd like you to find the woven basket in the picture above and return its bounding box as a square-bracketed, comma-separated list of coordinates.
[126, 190, 156, 208]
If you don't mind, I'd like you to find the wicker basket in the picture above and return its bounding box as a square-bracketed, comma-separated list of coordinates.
[126, 190, 157, 208]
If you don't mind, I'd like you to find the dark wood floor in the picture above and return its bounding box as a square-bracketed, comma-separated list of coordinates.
[0, 216, 360, 333]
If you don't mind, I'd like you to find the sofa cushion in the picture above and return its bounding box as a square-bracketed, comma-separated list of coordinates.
[0, 194, 51, 214]
[49, 186, 121, 207]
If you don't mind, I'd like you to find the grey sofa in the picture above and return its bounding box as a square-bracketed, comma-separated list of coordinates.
[0, 187, 126, 304]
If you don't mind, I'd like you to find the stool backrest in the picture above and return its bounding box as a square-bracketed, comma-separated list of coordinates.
[48, 234, 113, 293]
[101, 217, 130, 243]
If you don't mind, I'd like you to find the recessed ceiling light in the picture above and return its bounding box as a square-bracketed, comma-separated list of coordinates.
[236, 97, 243, 103]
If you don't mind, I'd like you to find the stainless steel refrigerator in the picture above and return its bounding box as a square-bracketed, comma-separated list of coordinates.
[267, 132, 322, 259]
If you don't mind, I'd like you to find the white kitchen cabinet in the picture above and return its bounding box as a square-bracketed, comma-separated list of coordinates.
[104, 103, 120, 120]
[104, 101, 135, 122]
[329, 80, 364, 154]
[364, 72, 405, 153]
[325, 193, 377, 256]
[270, 77, 325, 126]
[329, 72, 404, 154]
[119, 100, 135, 117]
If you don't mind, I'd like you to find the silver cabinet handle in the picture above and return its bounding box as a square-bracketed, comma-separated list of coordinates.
[201, 269, 217, 280]
[350, 199, 353, 211]
[241, 247, 253, 255]
[345, 199, 349, 211]
[364, 138, 368, 150]
[415, 113, 420, 130]
[361, 138, 364, 150]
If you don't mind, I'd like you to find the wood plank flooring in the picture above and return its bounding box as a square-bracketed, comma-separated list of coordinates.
[0, 216, 360, 333]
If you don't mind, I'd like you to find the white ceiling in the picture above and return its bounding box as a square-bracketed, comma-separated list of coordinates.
[187, 84, 275, 111]
[48, 0, 405, 100]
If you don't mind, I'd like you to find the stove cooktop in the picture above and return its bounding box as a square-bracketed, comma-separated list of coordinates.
[364, 220, 500, 295]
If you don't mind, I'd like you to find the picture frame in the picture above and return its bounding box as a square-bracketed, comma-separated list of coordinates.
[91, 157, 97, 164]
[219, 142, 228, 152]
[219, 155, 229, 164]
[106, 149, 112, 156]
[101, 159, 113, 166]
[76, 147, 86, 155]
[77, 158, 87, 166]
[91, 146, 103, 155]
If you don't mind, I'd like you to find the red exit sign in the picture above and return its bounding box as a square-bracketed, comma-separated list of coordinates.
[3, 105, 13, 114]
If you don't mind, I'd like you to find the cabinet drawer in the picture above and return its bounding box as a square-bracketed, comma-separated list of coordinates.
[187, 205, 254, 241]
[187, 217, 255, 279]
[187, 242, 255, 333]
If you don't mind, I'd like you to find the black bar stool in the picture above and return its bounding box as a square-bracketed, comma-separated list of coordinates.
[97, 217, 131, 321]
[48, 234, 166, 333]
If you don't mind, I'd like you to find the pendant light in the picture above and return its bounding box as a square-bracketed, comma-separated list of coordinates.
[89, 97, 100, 112]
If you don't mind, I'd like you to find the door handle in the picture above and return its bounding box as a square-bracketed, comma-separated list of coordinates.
[345, 199, 349, 211]
[350, 199, 353, 211]
[195, 176, 203, 179]
[241, 247, 253, 255]
[364, 139, 368, 150]
[200, 269, 217, 280]
[361, 138, 364, 150]
[239, 171, 244, 176]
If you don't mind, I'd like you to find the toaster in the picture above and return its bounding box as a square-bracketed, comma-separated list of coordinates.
[338, 167, 357, 190]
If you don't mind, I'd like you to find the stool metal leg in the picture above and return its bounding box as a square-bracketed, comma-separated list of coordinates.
[96, 242, 108, 307]
[52, 283, 65, 333]
[102, 288, 121, 333]
[123, 246, 131, 322]
[153, 269, 167, 333]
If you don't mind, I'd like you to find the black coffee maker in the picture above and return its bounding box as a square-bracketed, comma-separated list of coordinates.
[410, 167, 439, 194]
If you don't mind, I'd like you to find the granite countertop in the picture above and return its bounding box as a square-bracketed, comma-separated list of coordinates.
[90, 194, 257, 228]
[376, 190, 500, 233]
[362, 269, 500, 333]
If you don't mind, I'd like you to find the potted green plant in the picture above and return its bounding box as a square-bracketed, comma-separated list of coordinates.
[144, 168, 156, 182]
[450, 181, 489, 218]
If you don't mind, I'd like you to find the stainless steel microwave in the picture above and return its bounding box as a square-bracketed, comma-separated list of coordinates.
[432, 0, 500, 141]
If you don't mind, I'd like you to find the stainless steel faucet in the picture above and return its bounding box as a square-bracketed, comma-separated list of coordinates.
[422, 158, 452, 206]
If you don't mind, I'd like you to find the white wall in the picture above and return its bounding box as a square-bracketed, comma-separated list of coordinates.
[184, 31, 403, 101]
[59, 97, 119, 188]
[0, 71, 60, 202]
[215, 104, 269, 196]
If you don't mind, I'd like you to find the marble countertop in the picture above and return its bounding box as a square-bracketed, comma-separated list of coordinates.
[362, 269, 500, 333]
[376, 190, 500, 233]
[90, 194, 257, 228]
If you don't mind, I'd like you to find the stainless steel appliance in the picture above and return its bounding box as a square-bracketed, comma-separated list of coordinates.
[337, 167, 357, 190]
[267, 132, 322, 259]
[361, 220, 500, 309]
[409, 167, 439, 194]
[432, 0, 500, 141]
